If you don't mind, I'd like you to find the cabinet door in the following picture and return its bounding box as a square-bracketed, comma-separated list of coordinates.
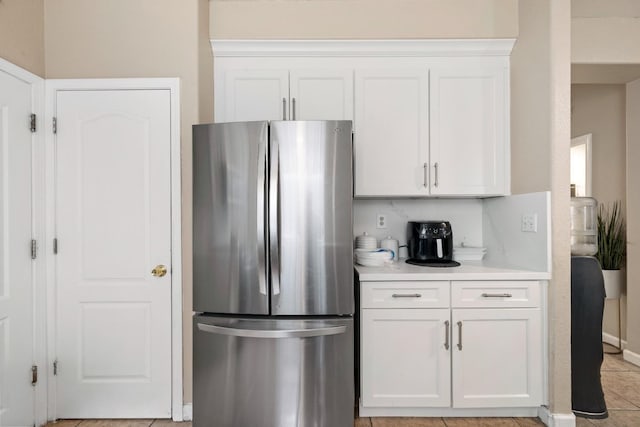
[451, 308, 542, 408]
[429, 66, 508, 196]
[354, 69, 429, 196]
[289, 69, 353, 120]
[223, 69, 289, 122]
[361, 308, 451, 407]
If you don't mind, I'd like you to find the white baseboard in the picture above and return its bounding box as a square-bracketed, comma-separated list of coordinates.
[182, 403, 192, 421]
[624, 348, 640, 367]
[602, 331, 627, 349]
[538, 406, 576, 427]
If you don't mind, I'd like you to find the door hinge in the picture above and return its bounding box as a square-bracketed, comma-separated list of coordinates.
[31, 365, 38, 386]
[53, 238, 58, 254]
[31, 239, 37, 260]
[53, 117, 57, 134]
[53, 360, 58, 376]
[30, 114, 36, 132]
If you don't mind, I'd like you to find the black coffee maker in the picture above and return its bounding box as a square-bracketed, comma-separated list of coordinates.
[406, 221, 460, 267]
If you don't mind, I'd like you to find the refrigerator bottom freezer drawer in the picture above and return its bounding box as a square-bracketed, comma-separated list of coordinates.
[193, 315, 354, 427]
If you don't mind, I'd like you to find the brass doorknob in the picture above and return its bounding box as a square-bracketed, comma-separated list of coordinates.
[151, 265, 168, 277]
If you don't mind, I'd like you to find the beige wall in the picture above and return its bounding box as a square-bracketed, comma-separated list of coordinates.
[511, 0, 572, 415]
[0, 0, 45, 76]
[571, 84, 627, 341]
[627, 78, 640, 355]
[573, 0, 640, 17]
[573, 17, 640, 64]
[210, 0, 518, 39]
[44, 0, 214, 403]
[511, 2, 552, 194]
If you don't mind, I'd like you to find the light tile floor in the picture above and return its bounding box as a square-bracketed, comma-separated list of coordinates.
[45, 345, 640, 427]
[575, 344, 640, 427]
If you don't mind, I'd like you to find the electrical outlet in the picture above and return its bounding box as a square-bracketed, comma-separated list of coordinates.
[521, 213, 538, 232]
[376, 214, 387, 229]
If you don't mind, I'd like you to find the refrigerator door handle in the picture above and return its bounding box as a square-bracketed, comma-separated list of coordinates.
[269, 139, 281, 295]
[197, 323, 347, 338]
[257, 137, 267, 295]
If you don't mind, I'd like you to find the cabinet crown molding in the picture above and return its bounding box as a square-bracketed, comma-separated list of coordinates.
[211, 39, 516, 58]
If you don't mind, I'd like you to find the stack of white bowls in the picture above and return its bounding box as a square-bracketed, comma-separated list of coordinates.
[355, 249, 394, 267]
[354, 233, 393, 266]
[355, 232, 377, 250]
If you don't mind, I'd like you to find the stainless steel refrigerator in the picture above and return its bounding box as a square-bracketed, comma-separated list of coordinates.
[192, 120, 354, 427]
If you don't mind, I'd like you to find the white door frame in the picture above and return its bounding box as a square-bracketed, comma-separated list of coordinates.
[570, 133, 593, 198]
[0, 56, 47, 427]
[44, 78, 183, 421]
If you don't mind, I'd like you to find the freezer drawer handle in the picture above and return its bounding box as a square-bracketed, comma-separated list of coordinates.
[391, 293, 422, 298]
[481, 293, 513, 298]
[197, 323, 347, 339]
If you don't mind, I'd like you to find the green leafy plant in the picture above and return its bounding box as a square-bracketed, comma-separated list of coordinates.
[596, 201, 626, 270]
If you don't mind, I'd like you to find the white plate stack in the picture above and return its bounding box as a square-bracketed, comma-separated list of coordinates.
[355, 232, 377, 250]
[355, 249, 394, 267]
[452, 246, 487, 261]
[354, 233, 393, 266]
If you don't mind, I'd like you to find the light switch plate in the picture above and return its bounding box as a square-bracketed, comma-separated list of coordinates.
[521, 213, 538, 232]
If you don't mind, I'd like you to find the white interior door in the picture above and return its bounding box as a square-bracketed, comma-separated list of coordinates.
[55, 89, 172, 418]
[0, 70, 35, 427]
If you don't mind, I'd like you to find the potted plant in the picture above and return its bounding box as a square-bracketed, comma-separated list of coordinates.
[596, 201, 626, 299]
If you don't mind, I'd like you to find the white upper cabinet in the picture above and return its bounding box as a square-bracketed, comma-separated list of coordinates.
[289, 69, 353, 121]
[223, 69, 289, 121]
[430, 65, 509, 196]
[354, 69, 429, 196]
[218, 67, 353, 122]
[211, 40, 514, 197]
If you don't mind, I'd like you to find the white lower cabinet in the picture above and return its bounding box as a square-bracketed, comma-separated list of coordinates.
[361, 309, 451, 407]
[360, 280, 544, 413]
[451, 308, 542, 408]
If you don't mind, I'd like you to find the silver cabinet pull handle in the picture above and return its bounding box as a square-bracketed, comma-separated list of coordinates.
[434, 162, 439, 187]
[292, 97, 296, 120]
[457, 321, 463, 350]
[423, 163, 428, 188]
[444, 320, 450, 350]
[257, 137, 267, 295]
[391, 293, 422, 298]
[197, 323, 347, 339]
[282, 97, 287, 120]
[481, 293, 513, 298]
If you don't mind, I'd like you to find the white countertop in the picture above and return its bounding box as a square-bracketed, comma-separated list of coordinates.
[355, 259, 551, 281]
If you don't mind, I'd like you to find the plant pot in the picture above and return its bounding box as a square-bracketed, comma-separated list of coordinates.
[602, 269, 625, 299]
